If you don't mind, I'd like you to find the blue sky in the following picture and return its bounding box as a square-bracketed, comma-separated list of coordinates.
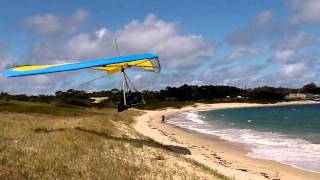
[0, 0, 320, 94]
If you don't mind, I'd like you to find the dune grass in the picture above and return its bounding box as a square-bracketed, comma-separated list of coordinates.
[0, 100, 229, 179]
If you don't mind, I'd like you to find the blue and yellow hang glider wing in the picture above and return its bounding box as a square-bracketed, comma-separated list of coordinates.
[3, 54, 160, 77]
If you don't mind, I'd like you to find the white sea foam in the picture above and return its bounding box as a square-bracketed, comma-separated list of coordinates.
[167, 111, 320, 173]
[181, 111, 206, 124]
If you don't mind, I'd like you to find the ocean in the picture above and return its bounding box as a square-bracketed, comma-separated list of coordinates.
[167, 104, 320, 173]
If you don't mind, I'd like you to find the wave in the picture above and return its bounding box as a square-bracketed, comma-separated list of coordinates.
[167, 111, 320, 173]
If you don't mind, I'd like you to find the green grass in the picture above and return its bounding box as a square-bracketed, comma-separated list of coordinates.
[0, 100, 229, 179]
[0, 100, 103, 116]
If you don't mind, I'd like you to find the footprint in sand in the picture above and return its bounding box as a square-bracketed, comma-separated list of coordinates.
[260, 172, 270, 179]
[237, 168, 248, 172]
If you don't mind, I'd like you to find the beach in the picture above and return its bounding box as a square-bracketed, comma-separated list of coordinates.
[134, 101, 320, 180]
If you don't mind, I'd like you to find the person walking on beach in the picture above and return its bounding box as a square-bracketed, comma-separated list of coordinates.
[161, 115, 165, 124]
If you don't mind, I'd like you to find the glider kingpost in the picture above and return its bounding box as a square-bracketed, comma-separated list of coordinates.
[3, 54, 161, 111]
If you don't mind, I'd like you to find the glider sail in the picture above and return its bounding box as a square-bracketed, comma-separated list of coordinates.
[91, 57, 160, 74]
[2, 53, 160, 112]
[3, 54, 160, 77]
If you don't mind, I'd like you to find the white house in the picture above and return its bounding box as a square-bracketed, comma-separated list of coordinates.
[285, 93, 307, 100]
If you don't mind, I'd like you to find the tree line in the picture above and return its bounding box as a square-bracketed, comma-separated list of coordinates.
[0, 82, 319, 109]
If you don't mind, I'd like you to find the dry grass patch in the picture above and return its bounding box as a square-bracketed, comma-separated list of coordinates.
[0, 101, 229, 179]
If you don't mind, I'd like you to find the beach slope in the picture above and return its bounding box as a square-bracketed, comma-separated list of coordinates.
[0, 100, 227, 179]
[134, 102, 320, 180]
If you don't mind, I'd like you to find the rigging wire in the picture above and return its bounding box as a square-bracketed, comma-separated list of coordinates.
[81, 74, 109, 85]
[115, 39, 120, 56]
[124, 71, 138, 92]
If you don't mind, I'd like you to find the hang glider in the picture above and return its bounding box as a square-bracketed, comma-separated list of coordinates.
[90, 97, 109, 104]
[3, 54, 160, 77]
[2, 53, 161, 112]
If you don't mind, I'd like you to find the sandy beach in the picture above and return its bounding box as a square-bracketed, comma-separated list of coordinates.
[134, 101, 320, 180]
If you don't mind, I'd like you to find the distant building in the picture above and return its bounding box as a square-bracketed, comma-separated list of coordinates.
[305, 93, 320, 100]
[285, 93, 306, 100]
[111, 89, 120, 94]
[285, 93, 320, 100]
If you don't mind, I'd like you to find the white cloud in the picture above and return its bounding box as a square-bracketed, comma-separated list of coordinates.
[64, 14, 214, 69]
[278, 31, 320, 49]
[134, 74, 142, 80]
[224, 65, 265, 79]
[209, 46, 268, 68]
[199, 60, 317, 88]
[0, 69, 67, 95]
[288, 0, 320, 25]
[131, 71, 195, 90]
[9, 9, 320, 94]
[251, 69, 319, 88]
[279, 63, 306, 77]
[200, 64, 266, 86]
[29, 42, 71, 64]
[268, 48, 319, 65]
[254, 10, 273, 27]
[8, 14, 214, 94]
[225, 27, 256, 46]
[211, 61, 318, 88]
[0, 49, 78, 94]
[66, 28, 115, 59]
[0, 51, 18, 69]
[268, 49, 295, 63]
[228, 47, 265, 61]
[24, 9, 88, 36]
[1, 73, 73, 95]
[116, 15, 214, 69]
[225, 10, 273, 46]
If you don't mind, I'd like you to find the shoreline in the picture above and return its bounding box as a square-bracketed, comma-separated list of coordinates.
[134, 101, 320, 180]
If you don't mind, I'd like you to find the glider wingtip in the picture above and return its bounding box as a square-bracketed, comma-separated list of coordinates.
[2, 69, 20, 78]
[142, 53, 158, 58]
[2, 69, 12, 77]
[151, 53, 159, 58]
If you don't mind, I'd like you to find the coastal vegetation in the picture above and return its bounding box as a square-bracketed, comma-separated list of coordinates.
[0, 83, 319, 179]
[0, 100, 229, 179]
[1, 82, 319, 110]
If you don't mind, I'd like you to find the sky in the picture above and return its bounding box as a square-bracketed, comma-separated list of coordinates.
[1, 0, 320, 94]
